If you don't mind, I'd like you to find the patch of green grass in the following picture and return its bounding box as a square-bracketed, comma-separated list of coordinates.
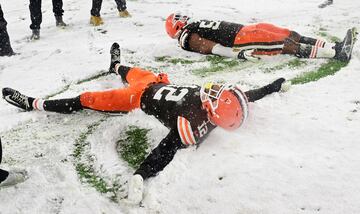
[73, 117, 121, 202]
[290, 59, 347, 85]
[155, 56, 197, 64]
[193, 55, 240, 75]
[116, 126, 150, 169]
[264, 58, 308, 73]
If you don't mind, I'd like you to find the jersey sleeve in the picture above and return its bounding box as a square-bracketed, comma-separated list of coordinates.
[134, 129, 184, 180]
[178, 28, 192, 51]
[177, 116, 197, 145]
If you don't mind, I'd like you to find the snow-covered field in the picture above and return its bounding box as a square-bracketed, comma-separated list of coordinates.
[1, 0, 360, 213]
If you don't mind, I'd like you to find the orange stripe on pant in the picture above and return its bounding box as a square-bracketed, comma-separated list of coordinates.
[80, 67, 170, 112]
[234, 23, 291, 45]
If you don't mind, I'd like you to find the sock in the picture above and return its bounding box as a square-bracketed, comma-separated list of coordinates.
[32, 98, 45, 111]
[211, 44, 239, 59]
[298, 44, 336, 58]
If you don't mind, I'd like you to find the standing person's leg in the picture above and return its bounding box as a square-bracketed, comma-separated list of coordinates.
[90, 0, 104, 26]
[52, 0, 67, 27]
[115, 0, 131, 17]
[0, 4, 14, 56]
[29, 0, 41, 40]
[0, 137, 9, 184]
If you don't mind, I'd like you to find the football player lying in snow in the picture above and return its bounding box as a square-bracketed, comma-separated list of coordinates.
[2, 43, 289, 204]
[165, 13, 356, 62]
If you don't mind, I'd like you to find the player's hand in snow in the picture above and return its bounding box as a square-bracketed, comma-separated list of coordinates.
[238, 49, 261, 62]
[120, 174, 144, 205]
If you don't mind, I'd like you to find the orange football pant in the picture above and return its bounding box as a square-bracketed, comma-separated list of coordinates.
[80, 67, 170, 112]
[234, 23, 291, 55]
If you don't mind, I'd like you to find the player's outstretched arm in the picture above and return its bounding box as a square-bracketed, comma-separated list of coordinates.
[123, 129, 184, 204]
[244, 78, 290, 102]
[2, 88, 83, 113]
[134, 129, 184, 180]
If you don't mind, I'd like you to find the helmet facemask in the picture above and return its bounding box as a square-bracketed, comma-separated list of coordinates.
[200, 83, 224, 113]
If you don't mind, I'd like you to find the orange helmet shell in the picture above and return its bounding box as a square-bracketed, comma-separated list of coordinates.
[165, 13, 189, 39]
[201, 84, 248, 130]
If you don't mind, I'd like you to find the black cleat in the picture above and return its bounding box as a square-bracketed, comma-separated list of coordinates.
[2, 88, 34, 111]
[334, 28, 358, 62]
[109, 42, 121, 74]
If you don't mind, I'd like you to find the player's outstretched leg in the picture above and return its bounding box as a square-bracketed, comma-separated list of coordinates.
[2, 87, 83, 113]
[109, 42, 121, 74]
[2, 88, 34, 111]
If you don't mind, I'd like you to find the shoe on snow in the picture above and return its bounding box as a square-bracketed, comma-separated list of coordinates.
[0, 169, 28, 188]
[90, 16, 104, 26]
[334, 27, 358, 62]
[109, 42, 121, 74]
[119, 10, 131, 18]
[30, 29, 40, 40]
[2, 88, 34, 111]
[55, 16, 67, 28]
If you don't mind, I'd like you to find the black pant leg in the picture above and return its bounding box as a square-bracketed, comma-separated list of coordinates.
[0, 138, 9, 183]
[0, 4, 13, 56]
[29, 0, 42, 30]
[52, 0, 64, 17]
[43, 96, 83, 113]
[91, 0, 102, 16]
[115, 0, 127, 11]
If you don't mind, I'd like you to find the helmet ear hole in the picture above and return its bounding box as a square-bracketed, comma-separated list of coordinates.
[176, 26, 180, 30]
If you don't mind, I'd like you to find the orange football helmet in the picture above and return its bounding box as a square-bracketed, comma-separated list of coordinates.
[165, 13, 190, 39]
[200, 83, 248, 130]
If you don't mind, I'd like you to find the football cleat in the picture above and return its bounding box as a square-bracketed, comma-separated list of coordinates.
[109, 42, 121, 74]
[334, 27, 357, 62]
[2, 88, 34, 111]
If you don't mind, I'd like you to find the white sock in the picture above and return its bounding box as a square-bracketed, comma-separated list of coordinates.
[32, 98, 45, 111]
[211, 44, 239, 59]
[309, 44, 336, 58]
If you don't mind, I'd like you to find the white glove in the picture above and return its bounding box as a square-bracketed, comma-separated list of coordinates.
[280, 81, 292, 92]
[0, 169, 28, 188]
[238, 49, 261, 62]
[125, 174, 144, 205]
